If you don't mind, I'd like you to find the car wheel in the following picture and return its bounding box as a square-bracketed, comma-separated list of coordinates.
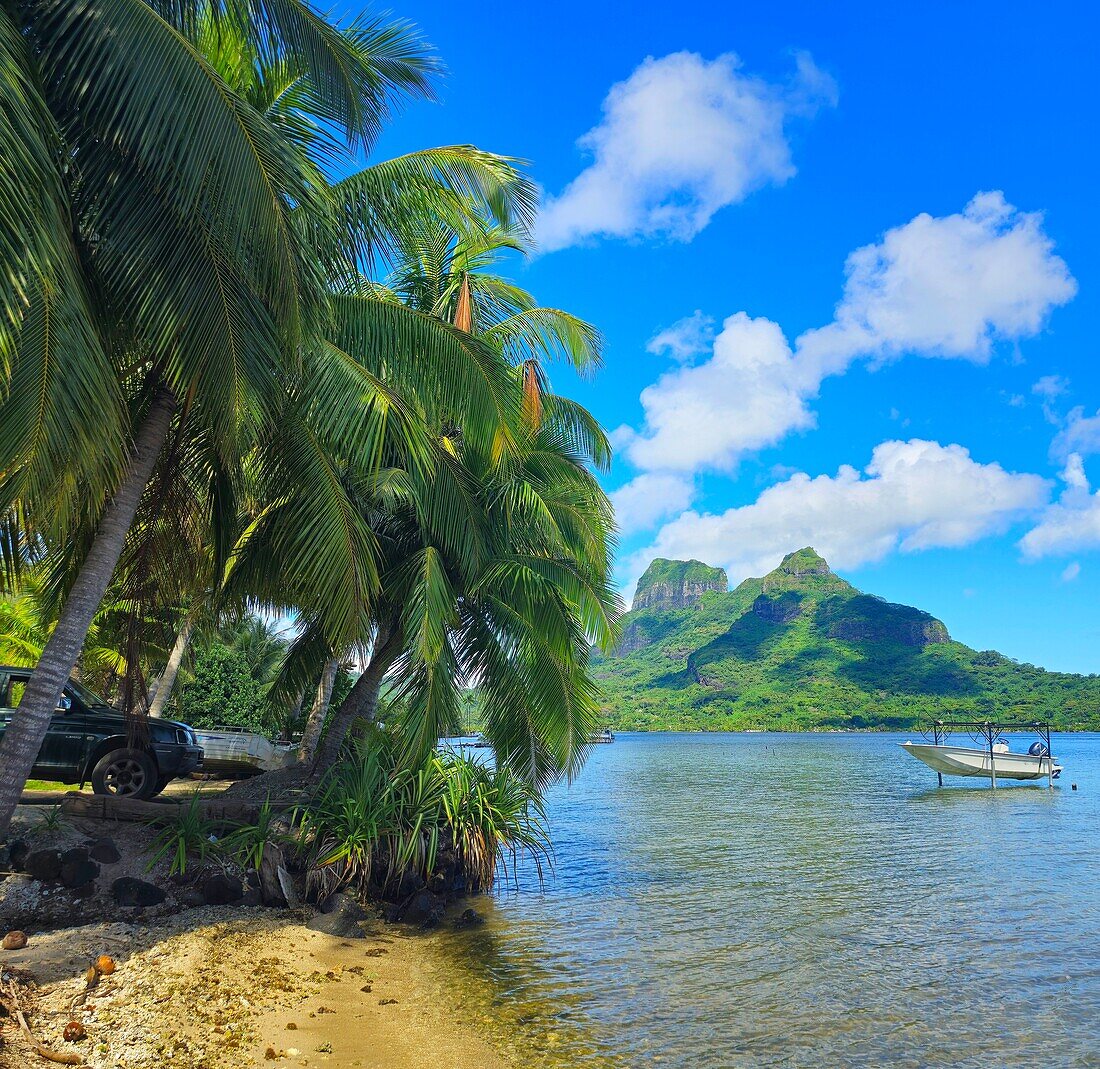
[90, 748, 158, 800]
[150, 775, 172, 797]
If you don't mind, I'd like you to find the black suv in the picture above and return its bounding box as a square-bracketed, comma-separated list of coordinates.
[0, 666, 204, 799]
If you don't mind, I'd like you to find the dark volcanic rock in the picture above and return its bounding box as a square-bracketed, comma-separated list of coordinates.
[61, 858, 100, 889]
[112, 876, 166, 907]
[453, 907, 485, 929]
[88, 838, 121, 865]
[307, 892, 368, 938]
[201, 873, 244, 906]
[392, 870, 425, 900]
[7, 840, 29, 870]
[179, 887, 206, 909]
[401, 890, 446, 928]
[61, 846, 90, 865]
[23, 849, 63, 882]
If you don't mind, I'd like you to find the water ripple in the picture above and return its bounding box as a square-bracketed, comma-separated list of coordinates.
[440, 732, 1100, 1067]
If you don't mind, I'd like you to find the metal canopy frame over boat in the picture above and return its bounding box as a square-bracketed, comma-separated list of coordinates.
[921, 719, 1056, 789]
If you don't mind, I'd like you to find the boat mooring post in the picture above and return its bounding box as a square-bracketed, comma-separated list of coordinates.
[1045, 723, 1054, 789]
[986, 722, 997, 789]
[934, 722, 943, 787]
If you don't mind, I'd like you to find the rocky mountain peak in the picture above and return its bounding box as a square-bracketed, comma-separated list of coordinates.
[631, 558, 728, 612]
[775, 547, 832, 578]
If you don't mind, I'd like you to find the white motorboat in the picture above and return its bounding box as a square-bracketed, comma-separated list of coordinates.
[901, 740, 1062, 782]
[193, 727, 296, 776]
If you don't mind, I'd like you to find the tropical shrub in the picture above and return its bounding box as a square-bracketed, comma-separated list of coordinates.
[220, 799, 289, 872]
[295, 731, 551, 899]
[175, 644, 267, 733]
[147, 794, 220, 877]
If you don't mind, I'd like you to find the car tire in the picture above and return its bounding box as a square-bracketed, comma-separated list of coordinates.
[150, 775, 172, 797]
[90, 748, 158, 800]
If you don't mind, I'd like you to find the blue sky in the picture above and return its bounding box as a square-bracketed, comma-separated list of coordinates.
[342, 0, 1100, 673]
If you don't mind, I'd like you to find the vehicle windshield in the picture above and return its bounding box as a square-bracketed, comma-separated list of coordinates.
[65, 678, 114, 710]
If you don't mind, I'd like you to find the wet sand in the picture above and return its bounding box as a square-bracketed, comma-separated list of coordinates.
[0, 909, 513, 1069]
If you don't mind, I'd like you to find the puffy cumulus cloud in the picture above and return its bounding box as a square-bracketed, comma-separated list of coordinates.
[647, 311, 716, 364]
[609, 473, 695, 535]
[627, 440, 1049, 585]
[538, 51, 836, 252]
[1020, 453, 1100, 558]
[623, 194, 1076, 477]
[626, 313, 815, 473]
[797, 192, 1077, 376]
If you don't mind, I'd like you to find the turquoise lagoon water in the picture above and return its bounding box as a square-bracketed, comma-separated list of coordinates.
[444, 732, 1100, 1067]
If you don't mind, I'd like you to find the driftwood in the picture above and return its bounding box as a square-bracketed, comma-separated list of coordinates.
[58, 792, 267, 825]
[258, 842, 299, 907]
[1, 976, 87, 1067]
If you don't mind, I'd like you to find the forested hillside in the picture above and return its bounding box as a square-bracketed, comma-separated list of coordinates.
[595, 549, 1100, 731]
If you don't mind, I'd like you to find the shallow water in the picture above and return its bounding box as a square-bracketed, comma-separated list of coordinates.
[443, 732, 1100, 1067]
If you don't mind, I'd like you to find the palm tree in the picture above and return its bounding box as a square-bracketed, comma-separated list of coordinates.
[372, 219, 602, 425]
[277, 215, 621, 783]
[0, 0, 532, 831]
[302, 390, 621, 786]
[0, 572, 128, 686]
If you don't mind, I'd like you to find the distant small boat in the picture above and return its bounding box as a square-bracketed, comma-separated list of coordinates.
[591, 728, 615, 744]
[901, 740, 1061, 782]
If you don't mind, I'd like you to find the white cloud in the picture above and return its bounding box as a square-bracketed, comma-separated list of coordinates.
[607, 424, 637, 452]
[623, 194, 1076, 476]
[538, 51, 836, 252]
[609, 473, 695, 535]
[1020, 454, 1100, 559]
[1062, 453, 1088, 490]
[796, 192, 1077, 378]
[1062, 561, 1081, 582]
[628, 440, 1049, 585]
[647, 311, 716, 364]
[627, 313, 815, 473]
[1052, 406, 1100, 459]
[1033, 374, 1070, 400]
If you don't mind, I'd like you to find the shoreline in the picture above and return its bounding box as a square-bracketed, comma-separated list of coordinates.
[1, 907, 516, 1069]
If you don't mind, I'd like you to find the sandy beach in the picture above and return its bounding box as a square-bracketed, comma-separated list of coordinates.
[0, 909, 513, 1069]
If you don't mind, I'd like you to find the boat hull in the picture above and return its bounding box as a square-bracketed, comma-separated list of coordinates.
[900, 742, 1061, 781]
[194, 730, 295, 776]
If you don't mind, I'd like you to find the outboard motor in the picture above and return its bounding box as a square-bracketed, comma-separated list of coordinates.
[1028, 741, 1050, 757]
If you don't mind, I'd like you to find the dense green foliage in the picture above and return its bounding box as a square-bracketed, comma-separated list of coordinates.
[175, 644, 266, 733]
[0, 0, 617, 826]
[596, 549, 1100, 731]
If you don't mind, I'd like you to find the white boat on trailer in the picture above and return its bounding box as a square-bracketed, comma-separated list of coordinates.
[901, 720, 1062, 787]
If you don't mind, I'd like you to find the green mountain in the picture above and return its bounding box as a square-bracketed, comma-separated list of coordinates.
[595, 548, 1100, 731]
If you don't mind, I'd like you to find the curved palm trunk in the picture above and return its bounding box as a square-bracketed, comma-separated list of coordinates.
[311, 625, 400, 774]
[296, 657, 338, 763]
[0, 388, 176, 834]
[148, 607, 198, 718]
